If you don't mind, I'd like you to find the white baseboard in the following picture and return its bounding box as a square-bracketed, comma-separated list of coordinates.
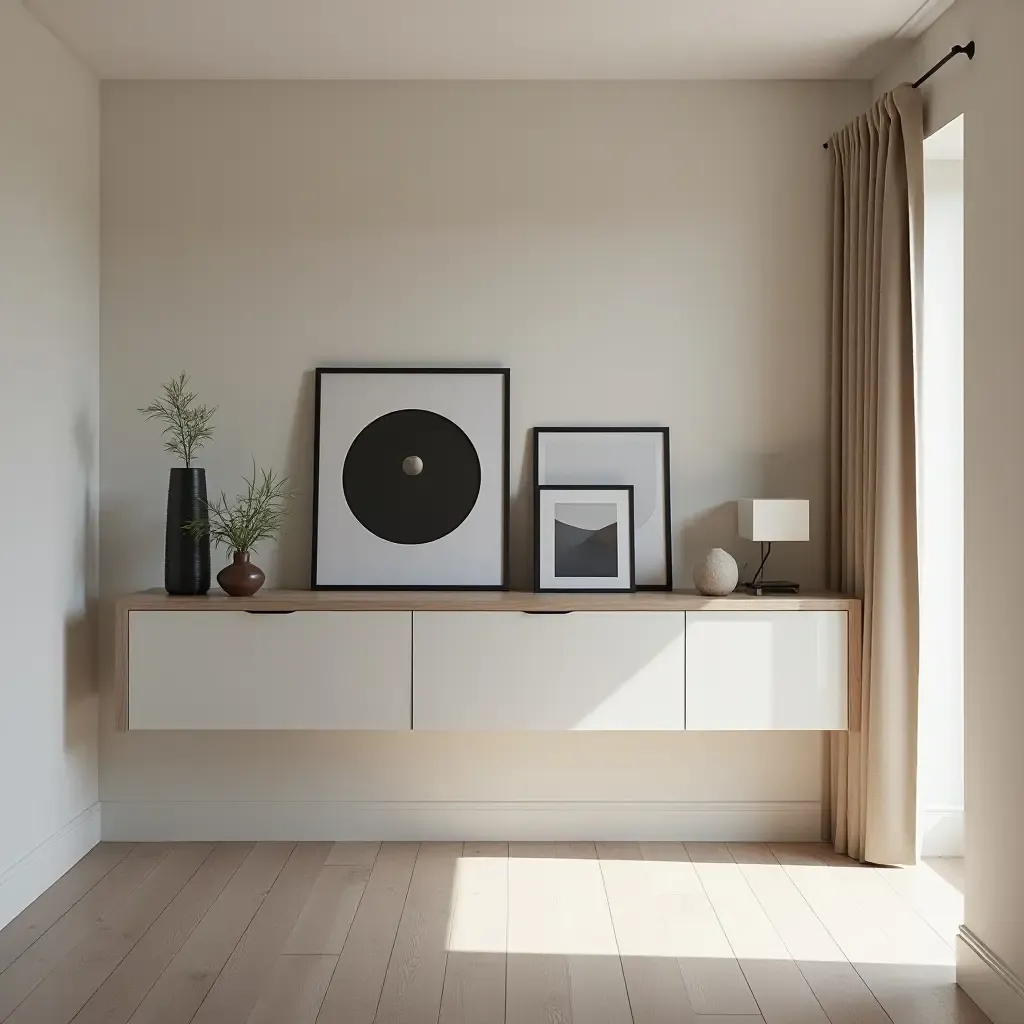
[0, 802, 101, 931]
[101, 799, 821, 843]
[958, 927, 1024, 1024]
[920, 807, 964, 857]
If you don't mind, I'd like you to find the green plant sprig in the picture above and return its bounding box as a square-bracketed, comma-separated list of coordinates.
[186, 461, 294, 556]
[139, 372, 216, 468]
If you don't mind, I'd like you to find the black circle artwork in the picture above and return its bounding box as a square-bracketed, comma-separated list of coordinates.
[343, 409, 481, 545]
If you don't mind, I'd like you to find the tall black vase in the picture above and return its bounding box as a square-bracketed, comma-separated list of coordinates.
[165, 467, 211, 595]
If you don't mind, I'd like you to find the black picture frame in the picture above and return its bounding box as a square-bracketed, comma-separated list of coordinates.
[532, 426, 673, 591]
[311, 366, 510, 591]
[534, 484, 636, 593]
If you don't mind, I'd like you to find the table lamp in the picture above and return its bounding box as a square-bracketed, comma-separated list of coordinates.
[737, 499, 809, 595]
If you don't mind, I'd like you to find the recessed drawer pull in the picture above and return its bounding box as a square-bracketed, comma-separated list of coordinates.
[522, 610, 572, 615]
[243, 609, 297, 615]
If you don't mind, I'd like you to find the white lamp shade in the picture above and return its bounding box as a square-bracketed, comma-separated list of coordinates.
[737, 499, 809, 542]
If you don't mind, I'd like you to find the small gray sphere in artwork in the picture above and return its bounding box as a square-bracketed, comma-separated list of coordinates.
[693, 548, 739, 597]
[402, 455, 424, 476]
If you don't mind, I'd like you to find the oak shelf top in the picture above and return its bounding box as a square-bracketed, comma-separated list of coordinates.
[118, 589, 859, 613]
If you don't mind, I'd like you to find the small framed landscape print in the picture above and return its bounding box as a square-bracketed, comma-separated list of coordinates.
[535, 486, 635, 593]
[533, 427, 672, 590]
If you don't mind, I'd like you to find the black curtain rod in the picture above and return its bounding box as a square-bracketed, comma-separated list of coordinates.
[823, 40, 975, 150]
[912, 39, 976, 88]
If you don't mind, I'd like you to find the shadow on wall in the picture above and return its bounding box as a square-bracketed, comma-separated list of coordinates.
[276, 370, 317, 588]
[682, 502, 739, 581]
[74, 410, 98, 617]
[65, 409, 98, 747]
[510, 433, 533, 592]
[682, 444, 826, 590]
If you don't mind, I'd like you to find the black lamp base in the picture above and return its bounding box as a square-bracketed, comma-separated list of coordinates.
[744, 541, 801, 596]
[745, 580, 800, 596]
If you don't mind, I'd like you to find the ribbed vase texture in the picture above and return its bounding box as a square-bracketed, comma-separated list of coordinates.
[165, 467, 210, 595]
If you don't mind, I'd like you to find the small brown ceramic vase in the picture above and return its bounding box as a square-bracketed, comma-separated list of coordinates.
[217, 550, 266, 597]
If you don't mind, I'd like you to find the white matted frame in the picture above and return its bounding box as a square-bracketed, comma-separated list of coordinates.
[535, 485, 635, 593]
[533, 427, 672, 590]
[312, 368, 510, 590]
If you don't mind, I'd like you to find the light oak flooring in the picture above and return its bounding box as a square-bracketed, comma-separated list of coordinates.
[0, 842, 986, 1024]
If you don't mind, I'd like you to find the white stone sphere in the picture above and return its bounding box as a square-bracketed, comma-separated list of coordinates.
[693, 548, 739, 597]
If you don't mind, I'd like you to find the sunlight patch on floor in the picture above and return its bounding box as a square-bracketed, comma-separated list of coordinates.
[781, 861, 958, 967]
[506, 854, 619, 957]
[447, 855, 965, 972]
[446, 850, 507, 954]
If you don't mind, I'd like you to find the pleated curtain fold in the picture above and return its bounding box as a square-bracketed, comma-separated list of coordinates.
[827, 86, 924, 866]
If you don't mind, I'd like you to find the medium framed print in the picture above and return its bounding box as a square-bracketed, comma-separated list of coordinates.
[533, 427, 672, 590]
[312, 368, 509, 589]
[535, 486, 635, 592]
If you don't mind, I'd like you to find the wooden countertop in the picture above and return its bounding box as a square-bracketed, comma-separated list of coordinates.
[118, 588, 860, 613]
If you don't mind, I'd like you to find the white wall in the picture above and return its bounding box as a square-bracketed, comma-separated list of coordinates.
[0, 0, 100, 927]
[919, 153, 964, 856]
[876, 0, 1024, 1005]
[99, 80, 867, 839]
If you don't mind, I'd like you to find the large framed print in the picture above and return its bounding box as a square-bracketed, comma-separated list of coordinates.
[535, 486, 635, 593]
[312, 368, 510, 590]
[533, 426, 672, 590]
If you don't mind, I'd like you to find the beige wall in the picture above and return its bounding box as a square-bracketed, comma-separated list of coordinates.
[0, 1, 100, 925]
[99, 80, 867, 836]
[876, 0, 1024, 989]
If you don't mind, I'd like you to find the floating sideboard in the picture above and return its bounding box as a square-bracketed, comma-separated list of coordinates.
[116, 590, 860, 733]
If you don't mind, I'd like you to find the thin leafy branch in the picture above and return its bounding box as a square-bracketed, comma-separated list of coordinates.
[186, 461, 294, 556]
[139, 372, 216, 467]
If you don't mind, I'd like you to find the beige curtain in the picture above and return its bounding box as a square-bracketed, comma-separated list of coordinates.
[827, 86, 924, 866]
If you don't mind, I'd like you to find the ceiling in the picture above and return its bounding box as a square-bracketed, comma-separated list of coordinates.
[26, 0, 955, 80]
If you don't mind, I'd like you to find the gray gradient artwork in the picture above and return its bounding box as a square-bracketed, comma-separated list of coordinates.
[554, 502, 618, 578]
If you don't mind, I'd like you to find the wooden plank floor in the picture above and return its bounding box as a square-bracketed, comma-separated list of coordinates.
[0, 843, 987, 1024]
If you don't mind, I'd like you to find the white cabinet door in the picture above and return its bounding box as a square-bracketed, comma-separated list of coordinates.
[412, 612, 686, 730]
[128, 611, 411, 729]
[685, 611, 848, 730]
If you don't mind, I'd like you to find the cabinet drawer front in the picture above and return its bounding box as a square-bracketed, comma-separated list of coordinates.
[413, 612, 686, 730]
[685, 611, 848, 730]
[128, 611, 411, 730]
